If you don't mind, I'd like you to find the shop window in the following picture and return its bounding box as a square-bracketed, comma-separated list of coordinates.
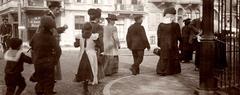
[117, 0, 122, 4]
[28, 0, 44, 6]
[76, 0, 82, 3]
[131, 0, 138, 4]
[75, 16, 85, 30]
[93, 0, 99, 4]
[150, 36, 156, 44]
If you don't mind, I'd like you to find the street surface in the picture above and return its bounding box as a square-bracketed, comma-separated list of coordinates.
[0, 47, 199, 95]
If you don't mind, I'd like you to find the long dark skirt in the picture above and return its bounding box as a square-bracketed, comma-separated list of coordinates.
[156, 50, 181, 75]
[74, 51, 93, 82]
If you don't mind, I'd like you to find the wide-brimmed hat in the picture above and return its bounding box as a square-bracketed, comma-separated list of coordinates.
[48, 1, 61, 8]
[134, 15, 143, 21]
[88, 8, 102, 19]
[106, 14, 117, 20]
[163, 7, 176, 16]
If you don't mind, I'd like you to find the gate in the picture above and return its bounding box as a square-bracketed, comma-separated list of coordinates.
[214, 0, 240, 94]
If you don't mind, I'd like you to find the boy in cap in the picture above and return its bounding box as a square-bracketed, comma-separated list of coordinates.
[126, 14, 150, 75]
[4, 38, 32, 95]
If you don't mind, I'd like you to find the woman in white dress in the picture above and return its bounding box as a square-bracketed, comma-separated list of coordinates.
[103, 14, 120, 76]
[73, 22, 99, 94]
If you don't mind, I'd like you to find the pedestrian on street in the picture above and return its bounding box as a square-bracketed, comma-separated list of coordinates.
[30, 14, 59, 95]
[190, 18, 202, 71]
[73, 22, 99, 94]
[0, 18, 12, 53]
[4, 38, 32, 95]
[46, 1, 68, 82]
[126, 15, 150, 75]
[180, 18, 194, 63]
[156, 7, 182, 76]
[88, 8, 105, 81]
[103, 14, 120, 76]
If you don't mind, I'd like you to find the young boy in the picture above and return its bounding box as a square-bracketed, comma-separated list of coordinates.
[4, 38, 32, 95]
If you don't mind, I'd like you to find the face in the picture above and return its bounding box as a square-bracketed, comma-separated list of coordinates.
[51, 7, 61, 16]
[137, 18, 143, 24]
[110, 20, 115, 25]
[3, 20, 8, 24]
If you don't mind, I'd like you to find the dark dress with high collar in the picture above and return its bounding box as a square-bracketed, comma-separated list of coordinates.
[156, 22, 182, 75]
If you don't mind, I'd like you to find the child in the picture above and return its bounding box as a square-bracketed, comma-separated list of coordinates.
[74, 22, 99, 94]
[4, 38, 32, 95]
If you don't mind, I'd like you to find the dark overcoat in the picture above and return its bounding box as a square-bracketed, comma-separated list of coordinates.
[156, 22, 182, 75]
[126, 23, 150, 50]
[30, 15, 59, 81]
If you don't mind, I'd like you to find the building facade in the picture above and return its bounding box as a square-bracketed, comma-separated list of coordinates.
[0, 0, 202, 47]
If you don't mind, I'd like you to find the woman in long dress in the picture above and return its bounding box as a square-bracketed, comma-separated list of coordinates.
[103, 14, 120, 76]
[73, 22, 99, 94]
[156, 7, 182, 76]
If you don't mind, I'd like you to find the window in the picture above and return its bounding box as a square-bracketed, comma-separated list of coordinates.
[94, 0, 98, 4]
[76, 0, 82, 3]
[131, 0, 137, 4]
[75, 16, 85, 30]
[117, 0, 122, 4]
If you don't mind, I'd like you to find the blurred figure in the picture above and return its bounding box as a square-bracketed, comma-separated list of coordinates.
[180, 18, 193, 63]
[190, 18, 202, 71]
[156, 7, 182, 76]
[30, 14, 59, 95]
[73, 22, 99, 95]
[4, 38, 32, 95]
[103, 14, 120, 76]
[0, 18, 12, 53]
[126, 15, 150, 75]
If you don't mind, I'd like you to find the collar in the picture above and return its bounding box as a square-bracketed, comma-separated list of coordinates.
[4, 49, 24, 62]
[48, 10, 56, 19]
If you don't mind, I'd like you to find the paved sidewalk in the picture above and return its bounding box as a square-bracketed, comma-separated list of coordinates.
[0, 48, 199, 95]
[103, 58, 199, 95]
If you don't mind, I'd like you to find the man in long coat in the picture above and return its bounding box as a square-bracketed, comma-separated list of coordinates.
[0, 18, 12, 53]
[30, 1, 67, 95]
[30, 14, 59, 95]
[126, 15, 150, 75]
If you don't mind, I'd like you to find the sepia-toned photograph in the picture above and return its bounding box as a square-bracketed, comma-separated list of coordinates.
[0, 0, 239, 95]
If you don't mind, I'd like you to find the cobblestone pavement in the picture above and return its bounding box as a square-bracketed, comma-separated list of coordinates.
[0, 47, 199, 95]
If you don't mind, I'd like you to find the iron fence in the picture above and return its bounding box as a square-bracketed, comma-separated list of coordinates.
[214, 0, 240, 94]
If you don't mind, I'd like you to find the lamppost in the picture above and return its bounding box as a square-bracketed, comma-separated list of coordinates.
[17, 0, 22, 39]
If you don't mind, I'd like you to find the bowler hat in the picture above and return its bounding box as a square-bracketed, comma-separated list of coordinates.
[163, 7, 176, 16]
[134, 15, 143, 21]
[106, 14, 117, 20]
[48, 1, 61, 8]
[9, 38, 22, 50]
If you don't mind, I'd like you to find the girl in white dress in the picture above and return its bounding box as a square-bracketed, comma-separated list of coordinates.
[73, 22, 99, 94]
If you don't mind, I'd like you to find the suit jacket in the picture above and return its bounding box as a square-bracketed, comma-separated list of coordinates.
[126, 23, 150, 50]
[0, 23, 12, 35]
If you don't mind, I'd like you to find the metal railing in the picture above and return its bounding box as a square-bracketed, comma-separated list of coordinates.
[214, 0, 240, 94]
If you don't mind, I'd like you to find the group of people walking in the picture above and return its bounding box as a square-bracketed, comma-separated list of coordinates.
[1, 2, 203, 95]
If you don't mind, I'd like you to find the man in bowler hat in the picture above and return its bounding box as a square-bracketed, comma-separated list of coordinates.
[0, 18, 12, 53]
[126, 15, 150, 75]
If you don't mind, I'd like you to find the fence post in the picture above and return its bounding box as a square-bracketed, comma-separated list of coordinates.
[195, 0, 218, 94]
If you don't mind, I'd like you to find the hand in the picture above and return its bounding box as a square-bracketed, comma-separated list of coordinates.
[147, 47, 151, 51]
[63, 24, 68, 29]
